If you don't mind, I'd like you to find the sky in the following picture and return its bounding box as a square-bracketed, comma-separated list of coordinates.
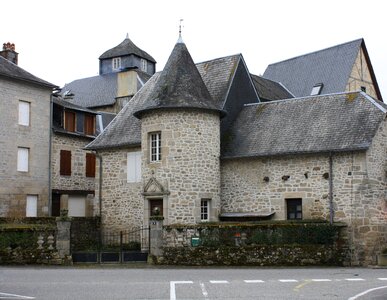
[2, 0, 387, 100]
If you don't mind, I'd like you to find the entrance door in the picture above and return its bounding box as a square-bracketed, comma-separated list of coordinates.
[150, 199, 163, 217]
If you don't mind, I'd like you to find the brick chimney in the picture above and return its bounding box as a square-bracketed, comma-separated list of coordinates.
[0, 42, 18, 65]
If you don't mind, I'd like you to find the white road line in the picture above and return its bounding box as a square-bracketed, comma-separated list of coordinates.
[199, 282, 209, 299]
[0, 292, 35, 299]
[311, 279, 332, 282]
[279, 279, 298, 283]
[170, 281, 193, 300]
[378, 278, 387, 281]
[345, 278, 365, 281]
[210, 280, 229, 284]
[348, 285, 387, 300]
[244, 280, 265, 283]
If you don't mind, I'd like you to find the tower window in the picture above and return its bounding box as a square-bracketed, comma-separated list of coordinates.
[112, 57, 121, 70]
[201, 199, 210, 221]
[150, 132, 161, 162]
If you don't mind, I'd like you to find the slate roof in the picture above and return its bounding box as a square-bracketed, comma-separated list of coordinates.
[99, 36, 156, 63]
[263, 39, 382, 100]
[133, 42, 223, 118]
[0, 55, 56, 88]
[196, 54, 241, 108]
[52, 96, 98, 114]
[250, 74, 294, 101]
[222, 92, 386, 159]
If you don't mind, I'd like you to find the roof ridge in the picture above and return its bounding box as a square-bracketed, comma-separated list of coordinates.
[266, 38, 363, 67]
[196, 53, 241, 66]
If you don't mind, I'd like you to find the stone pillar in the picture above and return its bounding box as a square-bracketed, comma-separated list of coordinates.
[149, 219, 163, 257]
[56, 219, 71, 260]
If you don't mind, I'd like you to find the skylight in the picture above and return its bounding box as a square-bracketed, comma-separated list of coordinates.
[310, 83, 323, 96]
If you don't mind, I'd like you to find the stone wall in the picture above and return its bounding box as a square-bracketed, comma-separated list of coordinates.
[220, 118, 387, 265]
[51, 133, 95, 192]
[0, 78, 51, 217]
[96, 148, 144, 231]
[141, 109, 221, 225]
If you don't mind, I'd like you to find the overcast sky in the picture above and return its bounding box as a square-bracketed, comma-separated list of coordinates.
[3, 0, 387, 100]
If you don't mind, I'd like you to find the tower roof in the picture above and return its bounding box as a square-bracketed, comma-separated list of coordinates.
[99, 35, 156, 63]
[134, 41, 224, 118]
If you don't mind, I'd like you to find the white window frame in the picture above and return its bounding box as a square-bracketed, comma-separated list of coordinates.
[26, 195, 38, 217]
[112, 57, 121, 70]
[141, 58, 147, 72]
[200, 199, 210, 221]
[127, 151, 142, 183]
[150, 132, 161, 162]
[17, 147, 29, 172]
[18, 100, 30, 126]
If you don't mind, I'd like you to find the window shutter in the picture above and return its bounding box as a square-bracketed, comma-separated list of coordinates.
[18, 101, 30, 126]
[17, 147, 29, 172]
[64, 111, 75, 132]
[127, 151, 141, 182]
[26, 195, 38, 217]
[86, 153, 96, 177]
[84, 114, 95, 135]
[60, 150, 71, 176]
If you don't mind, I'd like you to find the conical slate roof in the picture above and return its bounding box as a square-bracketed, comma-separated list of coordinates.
[134, 41, 224, 118]
[99, 36, 156, 63]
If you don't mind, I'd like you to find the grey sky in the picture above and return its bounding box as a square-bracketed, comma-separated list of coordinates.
[3, 0, 386, 100]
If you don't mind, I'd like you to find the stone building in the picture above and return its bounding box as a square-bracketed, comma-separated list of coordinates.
[263, 38, 383, 101]
[85, 36, 386, 265]
[51, 96, 100, 217]
[0, 42, 56, 217]
[61, 35, 156, 114]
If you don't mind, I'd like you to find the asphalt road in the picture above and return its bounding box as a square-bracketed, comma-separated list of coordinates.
[0, 265, 386, 300]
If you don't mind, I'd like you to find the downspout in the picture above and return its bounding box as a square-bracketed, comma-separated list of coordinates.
[48, 93, 53, 216]
[97, 152, 103, 263]
[329, 152, 334, 225]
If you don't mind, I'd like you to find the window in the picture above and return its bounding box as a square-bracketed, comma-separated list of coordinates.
[26, 195, 38, 217]
[287, 198, 302, 220]
[141, 59, 147, 72]
[112, 57, 121, 70]
[310, 83, 324, 96]
[64, 111, 76, 132]
[201, 199, 210, 221]
[150, 132, 161, 162]
[84, 114, 95, 135]
[18, 101, 30, 126]
[60, 150, 71, 176]
[150, 199, 163, 216]
[361, 86, 367, 93]
[17, 147, 29, 172]
[86, 153, 96, 178]
[127, 151, 142, 182]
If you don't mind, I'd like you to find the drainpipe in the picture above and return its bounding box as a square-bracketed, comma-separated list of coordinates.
[96, 152, 103, 262]
[48, 93, 53, 216]
[329, 152, 334, 225]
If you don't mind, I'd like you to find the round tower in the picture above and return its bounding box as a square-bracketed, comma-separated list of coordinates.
[134, 39, 224, 225]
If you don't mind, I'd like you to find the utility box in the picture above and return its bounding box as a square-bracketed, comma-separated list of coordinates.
[191, 237, 201, 247]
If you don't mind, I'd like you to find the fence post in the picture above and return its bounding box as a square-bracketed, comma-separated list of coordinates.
[56, 216, 72, 264]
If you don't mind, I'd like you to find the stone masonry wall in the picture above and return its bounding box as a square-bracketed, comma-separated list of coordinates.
[51, 133, 95, 192]
[96, 148, 144, 231]
[0, 78, 51, 217]
[141, 109, 221, 225]
[221, 118, 387, 266]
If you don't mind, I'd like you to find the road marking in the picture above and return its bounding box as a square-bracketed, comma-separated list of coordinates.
[294, 280, 311, 292]
[210, 280, 229, 284]
[279, 279, 298, 282]
[199, 282, 209, 299]
[0, 292, 35, 299]
[378, 278, 387, 281]
[347, 285, 387, 300]
[311, 279, 332, 282]
[170, 281, 193, 300]
[345, 278, 365, 281]
[244, 280, 265, 283]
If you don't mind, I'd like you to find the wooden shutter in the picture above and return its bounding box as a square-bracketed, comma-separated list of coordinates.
[60, 150, 71, 176]
[84, 114, 95, 135]
[64, 111, 75, 132]
[86, 153, 96, 177]
[127, 151, 141, 182]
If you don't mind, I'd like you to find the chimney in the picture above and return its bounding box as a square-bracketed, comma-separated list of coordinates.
[0, 42, 18, 65]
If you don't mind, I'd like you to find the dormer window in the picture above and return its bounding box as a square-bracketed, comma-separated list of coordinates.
[310, 83, 323, 96]
[112, 57, 121, 70]
[141, 58, 147, 72]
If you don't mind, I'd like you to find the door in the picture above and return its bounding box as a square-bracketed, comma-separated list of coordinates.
[26, 195, 37, 217]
